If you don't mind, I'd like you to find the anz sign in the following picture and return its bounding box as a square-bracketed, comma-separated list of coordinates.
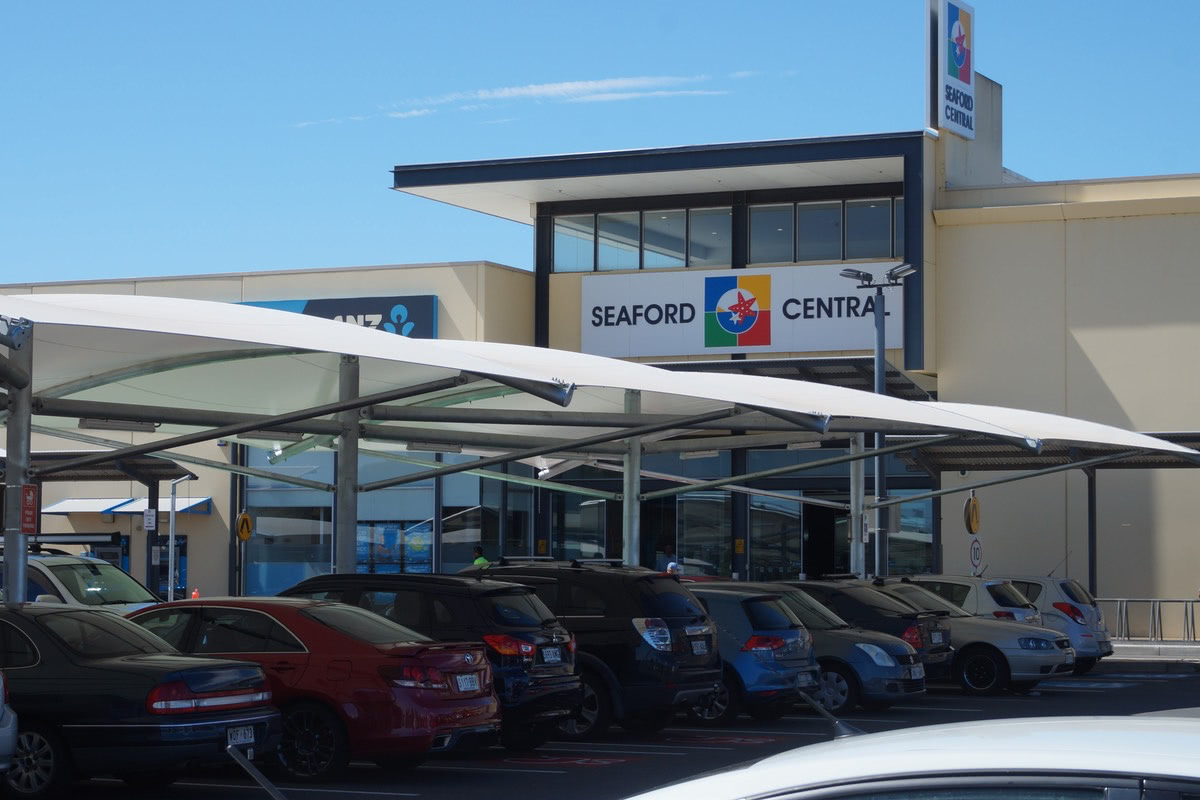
[243, 295, 438, 339]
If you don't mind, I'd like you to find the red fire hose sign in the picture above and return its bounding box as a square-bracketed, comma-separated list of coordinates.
[20, 485, 38, 534]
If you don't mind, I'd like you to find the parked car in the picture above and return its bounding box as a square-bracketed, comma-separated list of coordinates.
[873, 578, 1076, 694]
[902, 574, 1043, 625]
[685, 586, 819, 725]
[0, 603, 279, 798]
[702, 581, 924, 714]
[279, 572, 581, 750]
[459, 559, 720, 739]
[0, 671, 17, 775]
[625, 716, 1200, 800]
[0, 551, 159, 615]
[1004, 575, 1113, 674]
[129, 597, 499, 781]
[783, 580, 953, 688]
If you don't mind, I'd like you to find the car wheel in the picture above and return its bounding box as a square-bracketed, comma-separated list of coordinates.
[557, 672, 612, 741]
[816, 662, 860, 715]
[119, 770, 182, 790]
[620, 707, 674, 733]
[6, 722, 72, 799]
[957, 646, 1010, 696]
[688, 674, 740, 727]
[278, 701, 350, 782]
[1072, 657, 1097, 675]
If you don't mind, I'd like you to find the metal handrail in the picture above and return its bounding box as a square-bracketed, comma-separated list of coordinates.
[1096, 597, 1197, 641]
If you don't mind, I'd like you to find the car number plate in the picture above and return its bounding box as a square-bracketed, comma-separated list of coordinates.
[226, 725, 255, 747]
[797, 671, 816, 687]
[691, 639, 708, 655]
[1065, 651, 1075, 664]
[542, 646, 562, 664]
[930, 631, 944, 644]
[909, 665, 925, 679]
[456, 673, 480, 692]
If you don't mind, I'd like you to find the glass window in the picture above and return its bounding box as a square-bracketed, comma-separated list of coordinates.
[288, 589, 346, 602]
[749, 204, 794, 264]
[431, 597, 458, 626]
[643, 210, 685, 269]
[193, 608, 304, 654]
[987, 582, 1033, 608]
[552, 495, 607, 561]
[1011, 581, 1042, 603]
[919, 580, 970, 608]
[837, 585, 919, 615]
[597, 212, 640, 271]
[302, 603, 429, 645]
[636, 578, 706, 617]
[0, 569, 60, 603]
[678, 491, 730, 577]
[39, 610, 172, 657]
[796, 201, 842, 261]
[887, 584, 970, 617]
[553, 214, 594, 272]
[778, 590, 847, 630]
[894, 196, 905, 259]
[750, 494, 802, 583]
[134, 608, 196, 649]
[47, 561, 157, 607]
[1060, 580, 1095, 605]
[744, 598, 802, 630]
[845, 198, 892, 260]
[361, 589, 424, 628]
[560, 583, 607, 615]
[888, 491, 934, 575]
[479, 590, 554, 628]
[688, 207, 732, 267]
[0, 621, 39, 668]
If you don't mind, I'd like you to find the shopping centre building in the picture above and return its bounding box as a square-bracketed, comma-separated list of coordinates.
[6, 68, 1200, 605]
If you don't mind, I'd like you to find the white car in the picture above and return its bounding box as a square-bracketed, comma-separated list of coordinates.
[1006, 574, 1113, 673]
[0, 553, 159, 615]
[627, 716, 1200, 800]
[904, 574, 1043, 625]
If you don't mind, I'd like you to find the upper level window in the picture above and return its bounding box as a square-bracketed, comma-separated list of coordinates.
[845, 198, 892, 260]
[796, 201, 842, 262]
[643, 210, 686, 269]
[749, 204, 794, 264]
[553, 215, 594, 272]
[687, 207, 732, 268]
[894, 197, 905, 260]
[597, 212, 640, 271]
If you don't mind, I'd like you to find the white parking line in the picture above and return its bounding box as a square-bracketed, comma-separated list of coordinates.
[889, 705, 983, 712]
[1037, 681, 1136, 690]
[181, 782, 421, 797]
[782, 716, 900, 724]
[664, 727, 827, 737]
[420, 765, 568, 775]
[539, 746, 688, 756]
[549, 741, 734, 751]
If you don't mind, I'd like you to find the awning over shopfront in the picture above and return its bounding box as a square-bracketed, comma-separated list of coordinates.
[42, 496, 211, 515]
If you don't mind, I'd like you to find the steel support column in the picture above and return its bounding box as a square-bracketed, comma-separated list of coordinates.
[622, 390, 641, 567]
[335, 356, 359, 574]
[850, 433, 865, 578]
[1085, 467, 1098, 595]
[3, 329, 32, 609]
[873, 284, 888, 577]
[144, 480, 159, 589]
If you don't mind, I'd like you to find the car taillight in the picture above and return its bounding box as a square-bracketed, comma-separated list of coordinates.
[378, 663, 449, 689]
[741, 636, 786, 651]
[482, 634, 536, 658]
[565, 635, 576, 654]
[993, 610, 1016, 620]
[1053, 602, 1088, 625]
[632, 617, 673, 651]
[147, 680, 271, 715]
[901, 625, 923, 648]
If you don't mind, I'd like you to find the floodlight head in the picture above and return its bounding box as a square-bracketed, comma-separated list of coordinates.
[839, 268, 874, 283]
[886, 263, 917, 282]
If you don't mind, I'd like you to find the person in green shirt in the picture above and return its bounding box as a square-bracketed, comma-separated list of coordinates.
[472, 545, 489, 567]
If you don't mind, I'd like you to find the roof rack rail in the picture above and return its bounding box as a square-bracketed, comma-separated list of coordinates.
[0, 544, 74, 556]
[496, 556, 555, 566]
[569, 558, 625, 568]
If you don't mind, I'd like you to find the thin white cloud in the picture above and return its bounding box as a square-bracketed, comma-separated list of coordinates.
[483, 117, 517, 125]
[386, 109, 434, 119]
[730, 70, 759, 79]
[408, 75, 707, 107]
[568, 89, 729, 103]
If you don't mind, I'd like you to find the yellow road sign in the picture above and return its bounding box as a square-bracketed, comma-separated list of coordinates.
[236, 511, 253, 542]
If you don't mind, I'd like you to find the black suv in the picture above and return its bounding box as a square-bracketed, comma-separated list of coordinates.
[459, 559, 721, 740]
[279, 572, 581, 750]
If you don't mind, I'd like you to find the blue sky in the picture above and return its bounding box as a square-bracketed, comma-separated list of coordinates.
[3, 1, 1198, 282]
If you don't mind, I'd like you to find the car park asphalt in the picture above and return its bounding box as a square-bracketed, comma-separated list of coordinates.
[72, 660, 1200, 800]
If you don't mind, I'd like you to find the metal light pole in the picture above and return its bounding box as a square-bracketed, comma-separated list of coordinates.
[167, 475, 192, 601]
[839, 264, 916, 577]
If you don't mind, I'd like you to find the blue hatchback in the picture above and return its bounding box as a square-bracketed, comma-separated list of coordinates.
[688, 586, 819, 725]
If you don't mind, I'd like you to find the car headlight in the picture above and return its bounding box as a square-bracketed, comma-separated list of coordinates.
[854, 643, 897, 666]
[1018, 637, 1054, 650]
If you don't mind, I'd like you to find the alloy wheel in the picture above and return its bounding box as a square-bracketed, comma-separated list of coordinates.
[694, 680, 731, 722]
[962, 652, 1000, 692]
[281, 708, 338, 778]
[8, 730, 55, 796]
[560, 680, 598, 736]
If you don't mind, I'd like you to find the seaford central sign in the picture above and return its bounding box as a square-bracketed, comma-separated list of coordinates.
[935, 0, 975, 140]
[580, 265, 905, 358]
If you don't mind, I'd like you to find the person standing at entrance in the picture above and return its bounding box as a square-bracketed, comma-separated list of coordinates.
[472, 545, 489, 566]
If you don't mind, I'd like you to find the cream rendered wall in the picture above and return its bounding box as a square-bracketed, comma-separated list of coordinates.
[481, 266, 535, 344]
[934, 182, 1200, 600]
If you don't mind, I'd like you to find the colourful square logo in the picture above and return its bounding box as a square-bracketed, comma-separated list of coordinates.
[946, 2, 972, 85]
[704, 274, 771, 348]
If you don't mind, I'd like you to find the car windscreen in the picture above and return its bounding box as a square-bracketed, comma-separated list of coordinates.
[301, 603, 431, 645]
[838, 585, 920, 615]
[778, 590, 847, 630]
[1060, 579, 1096, 606]
[985, 582, 1034, 608]
[479, 590, 556, 627]
[39, 610, 174, 658]
[48, 561, 158, 606]
[886, 584, 970, 617]
[636, 578, 706, 617]
[743, 597, 803, 630]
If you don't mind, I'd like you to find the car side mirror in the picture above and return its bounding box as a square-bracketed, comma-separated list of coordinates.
[34, 594, 63, 604]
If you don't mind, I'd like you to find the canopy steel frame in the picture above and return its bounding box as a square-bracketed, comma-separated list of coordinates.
[31, 375, 471, 479]
[588, 462, 851, 511]
[865, 450, 1143, 510]
[34, 397, 344, 437]
[360, 423, 628, 456]
[359, 408, 743, 493]
[640, 435, 961, 502]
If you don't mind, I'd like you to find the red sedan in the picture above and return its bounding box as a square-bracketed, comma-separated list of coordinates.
[128, 597, 500, 781]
